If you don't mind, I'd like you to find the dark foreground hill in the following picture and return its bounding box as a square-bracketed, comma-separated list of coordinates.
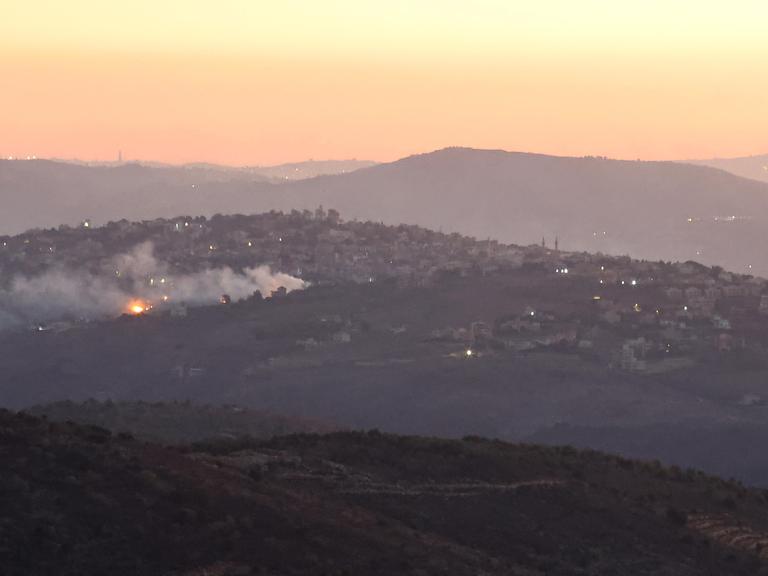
[25, 400, 337, 444]
[3, 410, 768, 576]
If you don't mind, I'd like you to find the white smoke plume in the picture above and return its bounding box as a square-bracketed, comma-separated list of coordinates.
[0, 242, 306, 329]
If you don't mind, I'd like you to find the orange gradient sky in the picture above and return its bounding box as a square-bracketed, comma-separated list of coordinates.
[1, 1, 767, 165]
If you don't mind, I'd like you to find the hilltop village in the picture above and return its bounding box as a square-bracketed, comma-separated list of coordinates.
[1, 208, 768, 374]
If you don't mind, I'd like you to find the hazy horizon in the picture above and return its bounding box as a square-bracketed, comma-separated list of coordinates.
[5, 154, 379, 169]
[4, 145, 768, 169]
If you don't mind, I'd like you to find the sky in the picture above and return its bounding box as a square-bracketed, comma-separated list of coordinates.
[1, 1, 767, 165]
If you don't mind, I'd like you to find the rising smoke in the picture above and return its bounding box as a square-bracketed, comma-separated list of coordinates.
[0, 242, 306, 329]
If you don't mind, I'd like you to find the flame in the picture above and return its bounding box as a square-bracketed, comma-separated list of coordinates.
[127, 299, 150, 315]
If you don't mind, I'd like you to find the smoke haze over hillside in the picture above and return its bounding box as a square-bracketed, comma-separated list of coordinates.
[0, 242, 305, 329]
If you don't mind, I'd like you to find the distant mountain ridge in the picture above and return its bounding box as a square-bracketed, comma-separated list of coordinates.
[54, 157, 378, 180]
[687, 153, 768, 184]
[3, 147, 768, 274]
[271, 147, 768, 274]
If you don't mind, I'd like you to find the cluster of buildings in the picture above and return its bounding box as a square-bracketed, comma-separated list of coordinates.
[0, 207, 526, 284]
[2, 209, 768, 374]
[427, 250, 768, 372]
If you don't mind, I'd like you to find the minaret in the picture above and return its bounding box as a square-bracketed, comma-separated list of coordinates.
[118, 150, 123, 163]
[541, 236, 546, 248]
[555, 236, 559, 251]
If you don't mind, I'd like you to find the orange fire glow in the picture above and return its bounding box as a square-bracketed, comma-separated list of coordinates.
[126, 300, 150, 315]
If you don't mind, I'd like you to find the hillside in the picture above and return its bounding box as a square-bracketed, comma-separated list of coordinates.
[55, 158, 377, 181]
[3, 247, 768, 485]
[0, 160, 267, 235]
[4, 148, 768, 273]
[529, 422, 768, 487]
[25, 400, 337, 444]
[3, 212, 768, 485]
[3, 409, 768, 575]
[272, 148, 768, 274]
[0, 158, 372, 235]
[689, 154, 768, 184]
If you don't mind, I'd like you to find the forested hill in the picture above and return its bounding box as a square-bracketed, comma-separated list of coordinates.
[3, 410, 768, 575]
